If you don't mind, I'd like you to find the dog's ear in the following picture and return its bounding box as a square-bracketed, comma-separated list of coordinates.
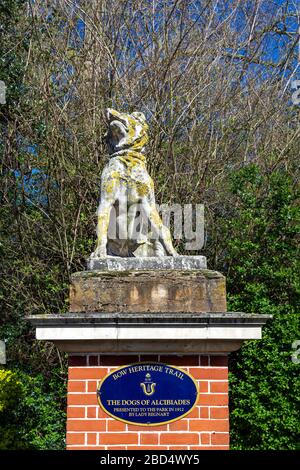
[131, 111, 147, 124]
[104, 108, 113, 122]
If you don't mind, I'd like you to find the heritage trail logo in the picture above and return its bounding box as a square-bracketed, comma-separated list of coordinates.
[140, 373, 156, 396]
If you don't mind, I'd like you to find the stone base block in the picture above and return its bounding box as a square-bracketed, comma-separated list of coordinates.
[87, 255, 207, 271]
[69, 269, 227, 313]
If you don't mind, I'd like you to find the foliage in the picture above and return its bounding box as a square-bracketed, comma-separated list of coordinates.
[210, 165, 300, 449]
[0, 0, 67, 451]
[0, 369, 23, 412]
[0, 368, 66, 450]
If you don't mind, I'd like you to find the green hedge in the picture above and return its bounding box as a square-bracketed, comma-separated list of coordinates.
[0, 368, 66, 450]
[212, 165, 300, 449]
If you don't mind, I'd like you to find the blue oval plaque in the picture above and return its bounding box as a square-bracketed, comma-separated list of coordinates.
[97, 362, 198, 426]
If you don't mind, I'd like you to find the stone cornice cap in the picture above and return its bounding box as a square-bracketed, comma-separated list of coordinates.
[28, 312, 271, 354]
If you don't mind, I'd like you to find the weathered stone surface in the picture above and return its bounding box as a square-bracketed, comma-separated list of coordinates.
[0, 340, 6, 365]
[87, 255, 207, 271]
[29, 312, 272, 353]
[90, 108, 178, 258]
[69, 269, 227, 314]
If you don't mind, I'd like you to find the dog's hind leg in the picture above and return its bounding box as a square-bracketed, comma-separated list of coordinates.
[141, 198, 178, 257]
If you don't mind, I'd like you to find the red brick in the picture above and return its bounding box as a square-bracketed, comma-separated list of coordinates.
[107, 420, 126, 432]
[68, 394, 98, 406]
[201, 433, 210, 445]
[87, 381, 98, 393]
[160, 433, 199, 445]
[68, 381, 86, 393]
[190, 368, 228, 380]
[66, 433, 85, 445]
[168, 419, 188, 431]
[127, 424, 168, 431]
[67, 420, 106, 432]
[88, 356, 99, 366]
[66, 356, 231, 451]
[68, 367, 109, 380]
[200, 407, 209, 418]
[197, 394, 228, 406]
[189, 419, 229, 432]
[106, 446, 127, 450]
[210, 445, 229, 449]
[67, 407, 85, 419]
[190, 446, 229, 450]
[199, 381, 208, 393]
[128, 446, 169, 450]
[87, 433, 97, 445]
[211, 433, 230, 445]
[87, 407, 97, 418]
[160, 355, 199, 366]
[140, 355, 159, 362]
[67, 446, 106, 450]
[169, 446, 189, 450]
[100, 355, 139, 366]
[190, 446, 209, 450]
[186, 406, 199, 418]
[210, 382, 228, 393]
[69, 356, 87, 367]
[100, 433, 138, 445]
[210, 356, 228, 366]
[140, 433, 159, 445]
[98, 408, 110, 418]
[200, 356, 209, 366]
[210, 407, 229, 419]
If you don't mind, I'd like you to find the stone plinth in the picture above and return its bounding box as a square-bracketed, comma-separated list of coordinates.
[87, 255, 207, 271]
[28, 254, 272, 451]
[69, 269, 226, 314]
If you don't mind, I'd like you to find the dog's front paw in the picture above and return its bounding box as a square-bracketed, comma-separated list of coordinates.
[170, 251, 179, 257]
[166, 245, 179, 257]
[90, 248, 107, 259]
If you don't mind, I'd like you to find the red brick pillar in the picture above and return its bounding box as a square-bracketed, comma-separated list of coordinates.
[66, 354, 229, 450]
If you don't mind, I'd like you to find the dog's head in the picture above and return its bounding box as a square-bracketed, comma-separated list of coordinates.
[105, 108, 149, 154]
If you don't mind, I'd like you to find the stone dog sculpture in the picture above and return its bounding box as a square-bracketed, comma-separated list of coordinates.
[90, 108, 178, 258]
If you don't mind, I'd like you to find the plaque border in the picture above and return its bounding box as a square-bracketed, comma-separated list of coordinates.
[97, 361, 199, 427]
